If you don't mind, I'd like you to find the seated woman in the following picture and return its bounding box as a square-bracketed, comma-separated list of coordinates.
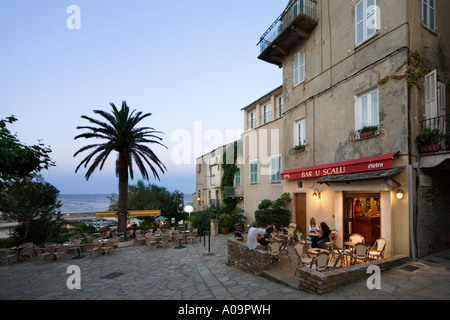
[317, 222, 331, 249]
[309, 217, 321, 248]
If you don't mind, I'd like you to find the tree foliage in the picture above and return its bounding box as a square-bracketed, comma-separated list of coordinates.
[255, 193, 292, 229]
[73, 101, 167, 232]
[0, 116, 54, 181]
[0, 175, 62, 243]
[108, 181, 185, 222]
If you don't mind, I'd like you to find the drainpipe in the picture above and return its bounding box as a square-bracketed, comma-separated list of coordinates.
[409, 165, 417, 261]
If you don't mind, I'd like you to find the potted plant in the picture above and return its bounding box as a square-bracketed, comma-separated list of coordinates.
[416, 128, 443, 153]
[293, 144, 306, 153]
[234, 211, 246, 230]
[218, 213, 234, 234]
[358, 125, 379, 139]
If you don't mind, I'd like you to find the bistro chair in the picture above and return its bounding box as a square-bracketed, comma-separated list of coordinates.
[287, 226, 296, 245]
[85, 243, 99, 256]
[294, 242, 313, 275]
[279, 235, 292, 263]
[145, 235, 158, 249]
[310, 252, 330, 272]
[349, 233, 365, 244]
[18, 243, 34, 262]
[368, 238, 387, 260]
[101, 240, 115, 255]
[53, 246, 68, 261]
[0, 248, 17, 265]
[268, 240, 282, 269]
[352, 243, 370, 264]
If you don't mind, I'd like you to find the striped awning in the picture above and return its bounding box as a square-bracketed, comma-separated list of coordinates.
[96, 210, 161, 218]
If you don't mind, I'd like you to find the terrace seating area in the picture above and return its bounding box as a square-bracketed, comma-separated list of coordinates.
[229, 227, 408, 294]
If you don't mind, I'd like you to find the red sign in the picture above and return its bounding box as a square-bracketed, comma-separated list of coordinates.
[281, 152, 398, 181]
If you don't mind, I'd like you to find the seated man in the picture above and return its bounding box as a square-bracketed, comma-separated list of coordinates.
[247, 222, 273, 250]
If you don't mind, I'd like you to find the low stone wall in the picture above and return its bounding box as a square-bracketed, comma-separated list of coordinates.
[298, 254, 410, 294]
[227, 239, 271, 274]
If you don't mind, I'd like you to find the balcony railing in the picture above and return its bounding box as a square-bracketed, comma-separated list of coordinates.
[419, 114, 449, 153]
[223, 187, 243, 199]
[257, 0, 318, 55]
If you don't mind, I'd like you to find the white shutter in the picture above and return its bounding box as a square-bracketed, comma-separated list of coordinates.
[294, 53, 299, 85]
[356, 1, 365, 44]
[424, 70, 438, 127]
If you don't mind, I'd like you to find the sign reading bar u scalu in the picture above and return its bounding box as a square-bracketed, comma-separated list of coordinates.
[281, 152, 399, 181]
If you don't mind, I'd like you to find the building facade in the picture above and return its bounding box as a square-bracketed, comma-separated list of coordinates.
[257, 0, 449, 258]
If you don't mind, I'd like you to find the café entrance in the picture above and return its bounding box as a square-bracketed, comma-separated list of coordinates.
[343, 192, 381, 245]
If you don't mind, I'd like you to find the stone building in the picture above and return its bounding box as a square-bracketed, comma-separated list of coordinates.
[257, 0, 450, 258]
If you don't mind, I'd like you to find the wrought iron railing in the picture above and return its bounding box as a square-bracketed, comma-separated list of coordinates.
[257, 0, 318, 53]
[419, 114, 449, 152]
[223, 187, 243, 198]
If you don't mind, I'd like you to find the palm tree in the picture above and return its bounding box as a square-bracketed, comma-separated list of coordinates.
[74, 101, 167, 232]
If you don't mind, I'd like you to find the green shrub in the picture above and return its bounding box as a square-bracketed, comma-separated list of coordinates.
[218, 213, 234, 229]
[255, 193, 292, 229]
[191, 209, 215, 235]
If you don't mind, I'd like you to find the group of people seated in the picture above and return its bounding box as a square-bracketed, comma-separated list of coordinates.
[246, 217, 336, 251]
[309, 217, 336, 249]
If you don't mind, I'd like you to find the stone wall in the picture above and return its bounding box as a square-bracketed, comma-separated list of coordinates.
[227, 239, 271, 274]
[298, 254, 410, 294]
[417, 168, 450, 258]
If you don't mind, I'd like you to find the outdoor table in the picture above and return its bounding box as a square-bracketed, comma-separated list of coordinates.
[308, 248, 328, 255]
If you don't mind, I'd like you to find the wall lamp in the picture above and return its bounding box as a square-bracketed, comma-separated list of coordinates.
[396, 190, 404, 200]
[313, 189, 321, 200]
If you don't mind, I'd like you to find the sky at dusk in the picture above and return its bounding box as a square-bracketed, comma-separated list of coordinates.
[0, 0, 284, 195]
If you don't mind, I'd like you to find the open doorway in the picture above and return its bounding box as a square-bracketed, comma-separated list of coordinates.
[343, 192, 381, 245]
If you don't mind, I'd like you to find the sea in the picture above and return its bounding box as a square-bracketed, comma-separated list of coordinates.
[58, 194, 193, 214]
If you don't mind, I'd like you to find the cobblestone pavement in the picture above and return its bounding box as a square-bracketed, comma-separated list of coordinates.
[0, 234, 449, 300]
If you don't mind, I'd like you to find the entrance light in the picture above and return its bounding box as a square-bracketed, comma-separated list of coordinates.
[313, 189, 321, 200]
[396, 190, 404, 200]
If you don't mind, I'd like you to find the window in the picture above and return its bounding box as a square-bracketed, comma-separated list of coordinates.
[261, 103, 271, 125]
[248, 110, 257, 130]
[422, 0, 436, 31]
[276, 96, 284, 119]
[270, 155, 282, 183]
[355, 0, 378, 45]
[293, 50, 305, 86]
[235, 167, 241, 186]
[355, 89, 379, 131]
[250, 160, 258, 185]
[294, 118, 306, 147]
[424, 70, 446, 129]
[210, 165, 215, 186]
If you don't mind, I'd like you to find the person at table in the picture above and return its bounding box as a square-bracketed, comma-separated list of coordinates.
[354, 200, 362, 217]
[247, 222, 273, 250]
[317, 222, 331, 249]
[309, 217, 321, 248]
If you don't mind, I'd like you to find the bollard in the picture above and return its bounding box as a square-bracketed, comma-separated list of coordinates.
[208, 234, 211, 253]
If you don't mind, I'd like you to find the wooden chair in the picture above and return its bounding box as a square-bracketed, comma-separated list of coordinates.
[294, 242, 313, 275]
[268, 240, 282, 269]
[368, 238, 387, 260]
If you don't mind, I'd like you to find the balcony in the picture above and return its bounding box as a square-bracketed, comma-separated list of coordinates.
[257, 0, 318, 66]
[223, 187, 243, 199]
[418, 114, 449, 153]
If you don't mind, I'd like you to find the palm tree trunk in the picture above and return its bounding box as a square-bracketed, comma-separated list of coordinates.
[117, 152, 129, 233]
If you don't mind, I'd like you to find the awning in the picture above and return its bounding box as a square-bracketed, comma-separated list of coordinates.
[96, 210, 161, 219]
[317, 166, 405, 184]
[281, 152, 399, 181]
